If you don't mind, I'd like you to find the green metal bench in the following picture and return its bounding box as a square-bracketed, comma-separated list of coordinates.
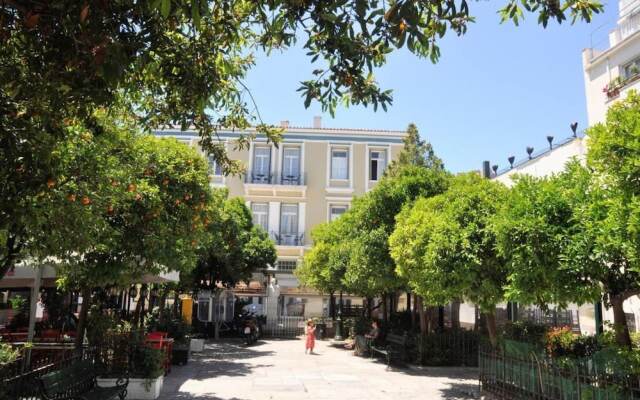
[370, 333, 410, 369]
[37, 359, 128, 400]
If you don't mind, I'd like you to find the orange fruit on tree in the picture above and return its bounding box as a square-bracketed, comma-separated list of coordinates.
[67, 194, 76, 202]
[127, 183, 136, 192]
[81, 196, 91, 206]
[46, 178, 56, 189]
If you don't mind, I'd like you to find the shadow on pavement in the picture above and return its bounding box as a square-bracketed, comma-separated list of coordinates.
[159, 340, 275, 399]
[438, 382, 481, 399]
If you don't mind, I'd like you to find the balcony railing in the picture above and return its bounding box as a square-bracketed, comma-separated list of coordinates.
[271, 232, 305, 246]
[245, 171, 306, 185]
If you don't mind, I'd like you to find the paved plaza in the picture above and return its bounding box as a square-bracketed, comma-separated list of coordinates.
[159, 338, 480, 400]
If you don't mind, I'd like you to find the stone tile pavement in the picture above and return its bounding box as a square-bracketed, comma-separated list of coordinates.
[158, 338, 480, 400]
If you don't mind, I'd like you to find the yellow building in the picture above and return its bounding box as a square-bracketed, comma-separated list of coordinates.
[156, 118, 406, 319]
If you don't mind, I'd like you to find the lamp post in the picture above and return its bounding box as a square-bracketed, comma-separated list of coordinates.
[334, 291, 344, 341]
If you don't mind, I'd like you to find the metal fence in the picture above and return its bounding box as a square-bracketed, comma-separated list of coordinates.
[1, 346, 93, 400]
[480, 343, 640, 400]
[414, 330, 479, 367]
[264, 316, 304, 338]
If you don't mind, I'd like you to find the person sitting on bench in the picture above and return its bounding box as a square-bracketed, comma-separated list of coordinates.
[354, 320, 380, 356]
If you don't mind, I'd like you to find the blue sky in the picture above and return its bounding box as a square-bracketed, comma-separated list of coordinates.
[244, 2, 619, 173]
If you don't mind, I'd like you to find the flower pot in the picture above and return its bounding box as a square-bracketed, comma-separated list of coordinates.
[98, 376, 163, 400]
[190, 338, 204, 352]
[172, 346, 189, 365]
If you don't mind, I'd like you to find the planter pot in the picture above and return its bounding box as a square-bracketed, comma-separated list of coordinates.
[190, 338, 204, 352]
[172, 346, 189, 365]
[98, 376, 163, 400]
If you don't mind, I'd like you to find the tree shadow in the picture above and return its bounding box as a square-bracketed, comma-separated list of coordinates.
[438, 382, 480, 399]
[160, 340, 275, 398]
[160, 394, 249, 400]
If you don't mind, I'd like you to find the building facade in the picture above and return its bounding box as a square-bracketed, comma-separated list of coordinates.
[583, 0, 640, 125]
[156, 119, 406, 319]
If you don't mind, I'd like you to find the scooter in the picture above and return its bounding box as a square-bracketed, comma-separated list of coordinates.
[241, 313, 259, 345]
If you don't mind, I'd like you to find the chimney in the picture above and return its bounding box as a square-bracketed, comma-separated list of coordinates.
[313, 116, 322, 129]
[280, 120, 289, 129]
[482, 161, 491, 179]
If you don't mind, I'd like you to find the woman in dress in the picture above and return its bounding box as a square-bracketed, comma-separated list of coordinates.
[305, 319, 316, 354]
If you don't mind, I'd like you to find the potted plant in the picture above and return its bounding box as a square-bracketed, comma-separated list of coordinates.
[146, 309, 191, 365]
[98, 344, 165, 400]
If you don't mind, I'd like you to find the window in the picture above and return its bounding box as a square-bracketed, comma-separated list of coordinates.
[276, 260, 297, 271]
[252, 146, 271, 182]
[279, 204, 299, 245]
[251, 203, 269, 232]
[207, 155, 222, 176]
[369, 150, 387, 181]
[329, 205, 348, 222]
[331, 149, 349, 180]
[282, 147, 301, 184]
[623, 57, 640, 79]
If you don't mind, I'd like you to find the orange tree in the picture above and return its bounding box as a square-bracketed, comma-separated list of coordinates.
[1, 0, 603, 280]
[52, 116, 213, 344]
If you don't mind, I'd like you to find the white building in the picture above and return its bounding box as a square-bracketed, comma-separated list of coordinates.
[583, 0, 640, 125]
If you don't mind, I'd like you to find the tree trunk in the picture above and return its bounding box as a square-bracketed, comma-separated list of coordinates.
[381, 294, 388, 322]
[417, 296, 427, 335]
[158, 291, 167, 315]
[133, 293, 143, 326]
[329, 292, 336, 319]
[611, 296, 632, 348]
[451, 300, 461, 329]
[172, 291, 180, 318]
[75, 287, 91, 349]
[411, 293, 417, 330]
[406, 291, 411, 313]
[483, 309, 498, 348]
[0, 228, 24, 281]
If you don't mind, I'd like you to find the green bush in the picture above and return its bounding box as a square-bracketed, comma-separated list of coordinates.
[501, 321, 548, 343]
[131, 346, 164, 379]
[0, 342, 19, 364]
[146, 309, 191, 345]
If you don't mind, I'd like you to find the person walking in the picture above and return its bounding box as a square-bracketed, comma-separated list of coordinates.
[305, 319, 316, 354]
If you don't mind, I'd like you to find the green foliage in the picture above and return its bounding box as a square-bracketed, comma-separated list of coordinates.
[387, 123, 444, 175]
[192, 194, 276, 289]
[0, 0, 603, 283]
[297, 221, 350, 294]
[8, 295, 26, 311]
[544, 327, 600, 358]
[131, 347, 165, 380]
[86, 310, 133, 347]
[0, 342, 20, 364]
[146, 309, 191, 345]
[391, 173, 507, 312]
[343, 165, 449, 297]
[493, 167, 600, 307]
[501, 321, 548, 344]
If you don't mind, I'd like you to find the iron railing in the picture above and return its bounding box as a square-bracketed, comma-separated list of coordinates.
[480, 342, 640, 399]
[414, 330, 479, 367]
[1, 345, 93, 400]
[271, 232, 304, 246]
[245, 171, 307, 185]
[264, 316, 305, 338]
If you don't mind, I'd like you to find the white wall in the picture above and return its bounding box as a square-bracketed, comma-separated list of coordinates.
[494, 138, 587, 187]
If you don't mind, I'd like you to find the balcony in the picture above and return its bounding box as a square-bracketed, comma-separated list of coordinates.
[271, 232, 305, 247]
[244, 172, 306, 185]
[243, 171, 307, 198]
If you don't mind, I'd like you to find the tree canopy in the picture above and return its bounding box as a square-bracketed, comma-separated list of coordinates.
[390, 172, 507, 343]
[192, 195, 276, 290]
[0, 1, 604, 280]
